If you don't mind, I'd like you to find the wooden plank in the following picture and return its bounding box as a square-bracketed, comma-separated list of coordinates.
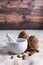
[0, 0, 43, 29]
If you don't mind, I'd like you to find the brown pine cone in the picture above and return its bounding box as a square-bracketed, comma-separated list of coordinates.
[18, 31, 29, 39]
[27, 35, 39, 51]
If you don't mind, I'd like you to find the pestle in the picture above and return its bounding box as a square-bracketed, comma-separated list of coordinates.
[6, 34, 17, 43]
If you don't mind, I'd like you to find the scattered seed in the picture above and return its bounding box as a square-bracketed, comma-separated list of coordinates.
[29, 53, 31, 56]
[11, 56, 13, 59]
[17, 55, 21, 58]
[22, 55, 26, 60]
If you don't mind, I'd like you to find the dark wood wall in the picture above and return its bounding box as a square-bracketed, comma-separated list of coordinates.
[0, 0, 43, 29]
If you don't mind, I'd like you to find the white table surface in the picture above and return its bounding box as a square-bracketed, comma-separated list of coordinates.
[0, 30, 43, 65]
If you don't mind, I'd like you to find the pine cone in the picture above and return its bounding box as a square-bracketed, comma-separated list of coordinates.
[28, 35, 39, 51]
[18, 31, 29, 39]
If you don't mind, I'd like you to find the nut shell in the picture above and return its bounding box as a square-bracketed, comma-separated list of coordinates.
[18, 31, 29, 39]
[28, 35, 39, 51]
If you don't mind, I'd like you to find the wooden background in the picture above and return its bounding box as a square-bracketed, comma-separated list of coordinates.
[0, 0, 43, 30]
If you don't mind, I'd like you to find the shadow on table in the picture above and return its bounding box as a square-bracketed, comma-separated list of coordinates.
[0, 46, 16, 55]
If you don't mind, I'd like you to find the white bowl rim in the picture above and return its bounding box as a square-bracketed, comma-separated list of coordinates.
[7, 38, 27, 44]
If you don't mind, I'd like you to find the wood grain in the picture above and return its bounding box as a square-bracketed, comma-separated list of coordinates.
[0, 0, 43, 29]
